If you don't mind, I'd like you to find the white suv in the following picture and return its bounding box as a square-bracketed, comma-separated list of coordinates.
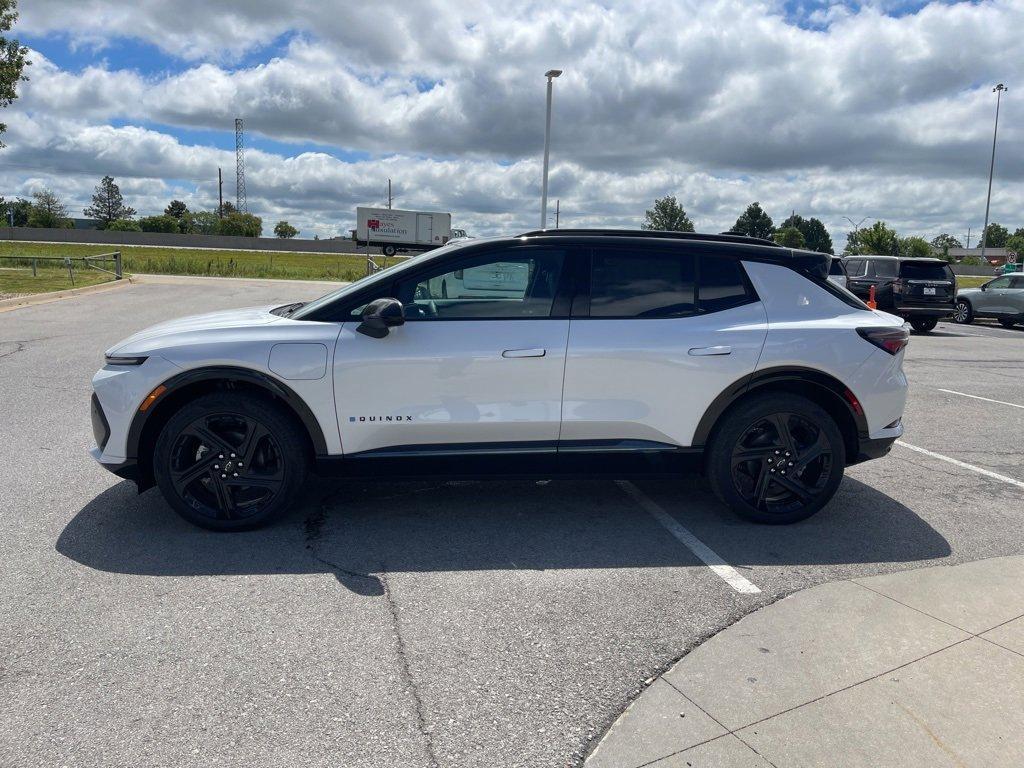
[91, 230, 909, 531]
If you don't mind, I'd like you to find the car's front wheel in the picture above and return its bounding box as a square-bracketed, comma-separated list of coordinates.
[707, 393, 846, 524]
[153, 392, 308, 531]
[952, 300, 973, 324]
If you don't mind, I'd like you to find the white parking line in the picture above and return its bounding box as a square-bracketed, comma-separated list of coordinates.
[615, 480, 761, 595]
[896, 441, 1024, 491]
[937, 389, 1024, 410]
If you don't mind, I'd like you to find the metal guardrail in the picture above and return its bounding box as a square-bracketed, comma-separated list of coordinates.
[0, 251, 122, 286]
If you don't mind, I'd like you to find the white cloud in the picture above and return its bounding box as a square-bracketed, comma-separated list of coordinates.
[7, 0, 1024, 242]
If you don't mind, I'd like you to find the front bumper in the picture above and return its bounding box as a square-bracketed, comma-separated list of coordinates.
[89, 446, 140, 482]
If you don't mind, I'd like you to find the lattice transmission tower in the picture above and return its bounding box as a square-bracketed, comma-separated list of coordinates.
[234, 118, 247, 213]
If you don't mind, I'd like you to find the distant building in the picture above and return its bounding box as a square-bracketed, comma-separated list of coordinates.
[943, 247, 1016, 265]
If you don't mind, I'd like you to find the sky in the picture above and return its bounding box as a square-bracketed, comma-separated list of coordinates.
[3, 0, 1022, 244]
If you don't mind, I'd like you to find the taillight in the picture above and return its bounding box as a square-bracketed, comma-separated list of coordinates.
[857, 326, 910, 355]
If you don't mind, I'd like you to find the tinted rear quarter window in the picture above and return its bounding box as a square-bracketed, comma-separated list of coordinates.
[590, 249, 695, 317]
[829, 259, 846, 275]
[871, 259, 899, 278]
[699, 255, 751, 313]
[900, 262, 953, 281]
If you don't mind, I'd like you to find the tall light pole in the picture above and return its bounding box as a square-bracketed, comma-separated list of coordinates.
[540, 69, 562, 230]
[980, 83, 1007, 262]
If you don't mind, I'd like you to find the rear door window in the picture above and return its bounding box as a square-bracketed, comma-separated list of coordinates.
[590, 249, 696, 318]
[899, 262, 953, 281]
[1011, 276, 1024, 289]
[845, 259, 866, 277]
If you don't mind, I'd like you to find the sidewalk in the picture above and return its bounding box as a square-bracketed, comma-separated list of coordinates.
[585, 556, 1024, 767]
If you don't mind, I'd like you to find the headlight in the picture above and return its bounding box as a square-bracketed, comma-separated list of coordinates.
[104, 355, 148, 366]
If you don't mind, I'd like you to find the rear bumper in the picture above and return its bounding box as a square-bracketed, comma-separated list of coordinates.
[853, 435, 898, 464]
[893, 303, 955, 318]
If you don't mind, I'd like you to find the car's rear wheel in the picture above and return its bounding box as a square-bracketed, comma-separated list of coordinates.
[909, 317, 938, 333]
[952, 300, 973, 324]
[154, 392, 307, 531]
[382, 244, 397, 257]
[998, 319, 1017, 329]
[707, 394, 846, 524]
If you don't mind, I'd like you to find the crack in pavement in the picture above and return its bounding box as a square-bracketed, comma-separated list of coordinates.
[301, 491, 439, 767]
[381, 568, 441, 768]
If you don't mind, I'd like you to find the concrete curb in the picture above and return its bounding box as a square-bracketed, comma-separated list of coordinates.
[586, 556, 1024, 768]
[0, 278, 133, 313]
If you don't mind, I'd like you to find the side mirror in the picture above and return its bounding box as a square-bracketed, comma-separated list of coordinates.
[981, 284, 988, 291]
[357, 298, 405, 338]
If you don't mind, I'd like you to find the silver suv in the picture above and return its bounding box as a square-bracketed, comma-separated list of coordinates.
[953, 273, 1024, 328]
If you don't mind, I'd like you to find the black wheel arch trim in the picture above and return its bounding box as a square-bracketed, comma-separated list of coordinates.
[125, 365, 329, 462]
[691, 366, 871, 448]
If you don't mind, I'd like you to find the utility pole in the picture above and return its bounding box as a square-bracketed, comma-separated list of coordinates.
[540, 69, 562, 230]
[387, 179, 393, 209]
[217, 168, 224, 218]
[555, 199, 560, 229]
[966, 227, 971, 249]
[979, 84, 1007, 262]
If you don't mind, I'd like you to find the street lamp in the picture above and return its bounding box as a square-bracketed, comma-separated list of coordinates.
[540, 69, 562, 230]
[980, 83, 1007, 262]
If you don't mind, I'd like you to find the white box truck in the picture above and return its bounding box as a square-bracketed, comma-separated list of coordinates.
[354, 207, 452, 256]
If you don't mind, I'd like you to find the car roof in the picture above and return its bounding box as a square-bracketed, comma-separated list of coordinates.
[516, 228, 779, 247]
[850, 254, 948, 264]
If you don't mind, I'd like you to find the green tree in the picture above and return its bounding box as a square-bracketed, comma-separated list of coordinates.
[0, 195, 31, 225]
[779, 213, 833, 254]
[729, 202, 774, 240]
[164, 200, 188, 219]
[641, 195, 694, 232]
[0, 0, 30, 147]
[274, 220, 298, 238]
[899, 236, 933, 259]
[26, 188, 72, 228]
[220, 201, 237, 216]
[1012, 228, 1024, 240]
[217, 212, 262, 237]
[981, 222, 1009, 248]
[772, 226, 806, 248]
[83, 176, 136, 228]
[1005, 234, 1024, 261]
[183, 210, 220, 234]
[106, 219, 142, 232]
[844, 221, 899, 256]
[138, 214, 180, 233]
[930, 233, 962, 262]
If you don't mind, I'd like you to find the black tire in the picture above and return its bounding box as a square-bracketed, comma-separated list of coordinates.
[952, 299, 973, 324]
[910, 317, 938, 333]
[998, 319, 1017, 329]
[382, 244, 397, 257]
[707, 393, 846, 525]
[153, 392, 308, 531]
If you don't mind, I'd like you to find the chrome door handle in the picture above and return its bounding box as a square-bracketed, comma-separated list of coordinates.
[502, 348, 546, 358]
[688, 345, 732, 356]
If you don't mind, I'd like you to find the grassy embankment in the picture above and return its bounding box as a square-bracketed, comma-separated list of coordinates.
[0, 241, 370, 295]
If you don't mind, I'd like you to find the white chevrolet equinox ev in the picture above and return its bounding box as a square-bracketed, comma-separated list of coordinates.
[91, 230, 909, 531]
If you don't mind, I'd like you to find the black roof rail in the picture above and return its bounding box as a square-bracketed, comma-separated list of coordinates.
[517, 228, 780, 247]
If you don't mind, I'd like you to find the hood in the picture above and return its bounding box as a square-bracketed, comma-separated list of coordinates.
[956, 287, 982, 298]
[106, 305, 281, 356]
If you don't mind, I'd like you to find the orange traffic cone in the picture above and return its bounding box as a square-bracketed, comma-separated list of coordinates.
[867, 284, 877, 310]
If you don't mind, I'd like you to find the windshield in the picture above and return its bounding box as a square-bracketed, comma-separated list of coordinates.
[900, 261, 953, 281]
[291, 239, 480, 320]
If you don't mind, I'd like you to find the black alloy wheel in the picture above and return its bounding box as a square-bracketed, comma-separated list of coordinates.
[154, 392, 307, 530]
[707, 393, 846, 524]
[730, 413, 833, 515]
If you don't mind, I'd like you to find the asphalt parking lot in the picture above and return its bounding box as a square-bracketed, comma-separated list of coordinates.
[2, 279, 1023, 768]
